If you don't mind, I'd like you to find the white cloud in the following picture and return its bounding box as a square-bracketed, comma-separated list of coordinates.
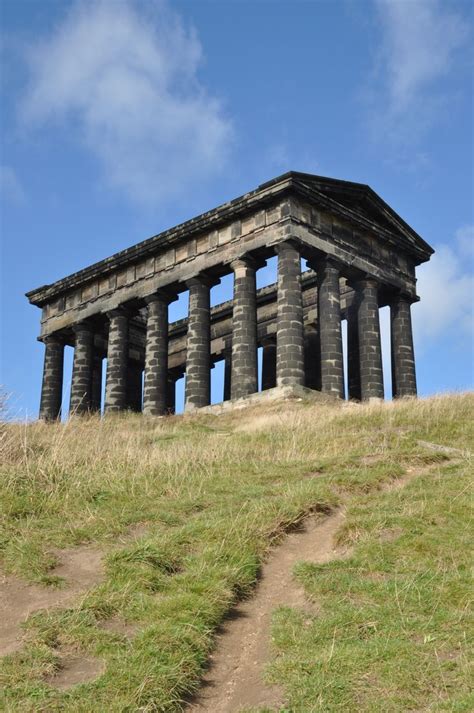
[264, 143, 291, 173]
[375, 0, 468, 109]
[455, 224, 474, 259]
[20, 0, 233, 205]
[413, 226, 474, 345]
[0, 165, 25, 205]
[342, 230, 473, 398]
[370, 0, 469, 142]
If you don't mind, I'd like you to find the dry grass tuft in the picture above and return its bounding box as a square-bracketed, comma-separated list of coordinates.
[0, 392, 472, 711]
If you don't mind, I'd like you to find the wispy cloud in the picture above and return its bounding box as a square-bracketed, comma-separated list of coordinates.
[261, 142, 319, 178]
[0, 165, 25, 205]
[455, 224, 474, 259]
[413, 226, 473, 345]
[368, 0, 469, 144]
[374, 225, 473, 398]
[20, 0, 233, 206]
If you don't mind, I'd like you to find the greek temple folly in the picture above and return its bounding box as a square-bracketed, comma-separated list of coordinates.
[26, 172, 434, 420]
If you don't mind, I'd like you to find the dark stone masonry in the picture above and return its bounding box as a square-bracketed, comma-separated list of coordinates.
[276, 241, 305, 388]
[231, 257, 258, 399]
[27, 172, 434, 419]
[315, 257, 345, 399]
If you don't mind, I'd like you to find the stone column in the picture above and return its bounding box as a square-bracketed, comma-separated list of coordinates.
[90, 354, 103, 412]
[39, 334, 64, 421]
[231, 257, 258, 399]
[185, 277, 212, 410]
[391, 295, 417, 397]
[304, 322, 321, 391]
[261, 337, 277, 390]
[346, 299, 361, 401]
[316, 257, 344, 398]
[104, 309, 129, 413]
[143, 293, 169, 416]
[276, 241, 305, 387]
[356, 278, 384, 400]
[223, 350, 232, 401]
[127, 361, 143, 412]
[70, 323, 94, 415]
[166, 372, 180, 414]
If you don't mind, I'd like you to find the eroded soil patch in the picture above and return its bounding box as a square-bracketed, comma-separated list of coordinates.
[44, 651, 105, 690]
[188, 510, 346, 712]
[0, 545, 103, 656]
[188, 452, 457, 713]
[99, 615, 139, 639]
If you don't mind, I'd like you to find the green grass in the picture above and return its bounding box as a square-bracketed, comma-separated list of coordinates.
[268, 459, 472, 712]
[0, 393, 472, 711]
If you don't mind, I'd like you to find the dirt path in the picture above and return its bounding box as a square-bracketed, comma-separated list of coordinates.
[188, 510, 346, 713]
[188, 448, 461, 713]
[2, 442, 462, 699]
[0, 545, 103, 656]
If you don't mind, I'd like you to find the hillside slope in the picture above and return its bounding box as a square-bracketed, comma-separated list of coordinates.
[1, 394, 472, 712]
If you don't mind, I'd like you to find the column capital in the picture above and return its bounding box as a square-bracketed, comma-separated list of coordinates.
[351, 276, 380, 291]
[230, 254, 264, 271]
[144, 288, 177, 306]
[390, 290, 417, 306]
[275, 238, 300, 255]
[185, 273, 220, 290]
[40, 332, 65, 346]
[307, 254, 340, 273]
[72, 320, 94, 335]
[106, 306, 131, 320]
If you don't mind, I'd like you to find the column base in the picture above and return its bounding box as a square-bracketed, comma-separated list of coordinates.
[184, 384, 338, 415]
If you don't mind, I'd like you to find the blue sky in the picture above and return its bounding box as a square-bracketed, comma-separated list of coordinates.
[1, 0, 473, 418]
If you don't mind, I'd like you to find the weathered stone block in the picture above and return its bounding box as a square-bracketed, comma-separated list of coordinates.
[29, 172, 433, 418]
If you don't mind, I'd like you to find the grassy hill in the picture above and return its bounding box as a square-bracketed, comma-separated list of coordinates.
[1, 393, 472, 711]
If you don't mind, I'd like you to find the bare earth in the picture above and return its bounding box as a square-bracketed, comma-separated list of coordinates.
[44, 651, 105, 691]
[0, 545, 103, 657]
[188, 445, 461, 713]
[1, 440, 460, 700]
[188, 510, 346, 713]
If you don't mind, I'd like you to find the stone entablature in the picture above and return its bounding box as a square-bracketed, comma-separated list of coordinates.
[83, 271, 350, 368]
[34, 204, 279, 332]
[27, 172, 434, 419]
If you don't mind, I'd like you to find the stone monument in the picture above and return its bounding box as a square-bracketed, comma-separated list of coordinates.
[26, 172, 434, 419]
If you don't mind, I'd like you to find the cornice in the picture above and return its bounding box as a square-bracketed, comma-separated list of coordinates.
[26, 177, 294, 306]
[26, 172, 434, 307]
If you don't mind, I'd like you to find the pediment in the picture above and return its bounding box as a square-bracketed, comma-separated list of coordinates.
[287, 171, 433, 261]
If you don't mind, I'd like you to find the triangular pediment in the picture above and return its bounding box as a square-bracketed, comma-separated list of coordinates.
[282, 171, 433, 260]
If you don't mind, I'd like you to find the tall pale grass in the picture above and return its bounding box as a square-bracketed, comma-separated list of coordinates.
[1, 393, 472, 502]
